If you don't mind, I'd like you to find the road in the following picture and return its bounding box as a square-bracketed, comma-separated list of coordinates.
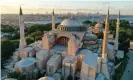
[121, 51, 133, 80]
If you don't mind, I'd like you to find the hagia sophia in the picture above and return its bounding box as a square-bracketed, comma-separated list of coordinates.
[5, 7, 123, 80]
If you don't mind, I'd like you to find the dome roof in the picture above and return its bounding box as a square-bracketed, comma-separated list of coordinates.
[95, 23, 103, 28]
[83, 32, 98, 41]
[60, 18, 83, 27]
[39, 76, 55, 80]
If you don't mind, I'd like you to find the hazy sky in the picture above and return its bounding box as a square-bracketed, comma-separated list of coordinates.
[0, 0, 133, 15]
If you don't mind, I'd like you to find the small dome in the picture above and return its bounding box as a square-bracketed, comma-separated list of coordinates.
[95, 23, 103, 28]
[39, 76, 55, 80]
[60, 18, 83, 27]
[83, 32, 98, 41]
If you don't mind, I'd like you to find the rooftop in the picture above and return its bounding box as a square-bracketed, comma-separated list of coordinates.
[51, 44, 67, 53]
[47, 54, 60, 66]
[107, 43, 113, 51]
[21, 47, 33, 52]
[63, 55, 76, 63]
[37, 49, 48, 55]
[15, 57, 37, 67]
[79, 49, 98, 68]
[60, 18, 83, 27]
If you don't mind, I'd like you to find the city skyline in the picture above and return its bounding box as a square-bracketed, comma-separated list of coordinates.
[1, 0, 133, 15]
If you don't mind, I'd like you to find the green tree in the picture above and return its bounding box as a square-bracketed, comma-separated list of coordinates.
[35, 36, 42, 41]
[27, 24, 52, 34]
[1, 40, 16, 68]
[105, 19, 133, 43]
[83, 20, 92, 24]
[67, 75, 73, 80]
[8, 31, 20, 40]
[83, 20, 97, 26]
[119, 31, 129, 43]
[109, 19, 117, 32]
[90, 22, 97, 26]
[1, 25, 15, 33]
[29, 31, 43, 38]
[26, 37, 34, 45]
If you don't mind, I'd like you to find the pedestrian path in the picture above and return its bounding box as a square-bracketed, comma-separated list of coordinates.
[121, 51, 133, 80]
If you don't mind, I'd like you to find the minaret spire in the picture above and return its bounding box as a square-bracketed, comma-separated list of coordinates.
[19, 6, 23, 15]
[114, 11, 120, 50]
[102, 7, 109, 59]
[52, 9, 55, 30]
[19, 6, 26, 49]
[101, 8, 110, 80]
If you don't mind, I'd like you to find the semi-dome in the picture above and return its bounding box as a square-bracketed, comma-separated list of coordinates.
[60, 18, 83, 27]
[83, 32, 98, 41]
[57, 18, 87, 32]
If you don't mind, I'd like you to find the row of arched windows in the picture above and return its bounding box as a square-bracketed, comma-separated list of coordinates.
[57, 25, 87, 32]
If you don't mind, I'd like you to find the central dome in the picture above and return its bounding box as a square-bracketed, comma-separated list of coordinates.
[60, 18, 83, 27]
[57, 18, 87, 32]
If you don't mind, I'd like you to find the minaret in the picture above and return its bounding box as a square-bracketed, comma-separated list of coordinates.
[19, 6, 26, 49]
[102, 8, 109, 59]
[101, 8, 110, 79]
[52, 9, 55, 30]
[114, 11, 120, 51]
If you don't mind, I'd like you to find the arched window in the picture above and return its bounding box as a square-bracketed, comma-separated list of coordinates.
[56, 36, 69, 46]
[66, 27, 68, 31]
[65, 27, 66, 31]
[60, 27, 62, 31]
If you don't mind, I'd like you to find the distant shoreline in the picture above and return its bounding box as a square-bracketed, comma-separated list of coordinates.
[1, 14, 133, 16]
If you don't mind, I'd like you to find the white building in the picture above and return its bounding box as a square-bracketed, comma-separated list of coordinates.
[80, 49, 98, 80]
[18, 47, 35, 59]
[15, 57, 37, 73]
[36, 50, 51, 69]
[47, 54, 61, 76]
[62, 55, 77, 80]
